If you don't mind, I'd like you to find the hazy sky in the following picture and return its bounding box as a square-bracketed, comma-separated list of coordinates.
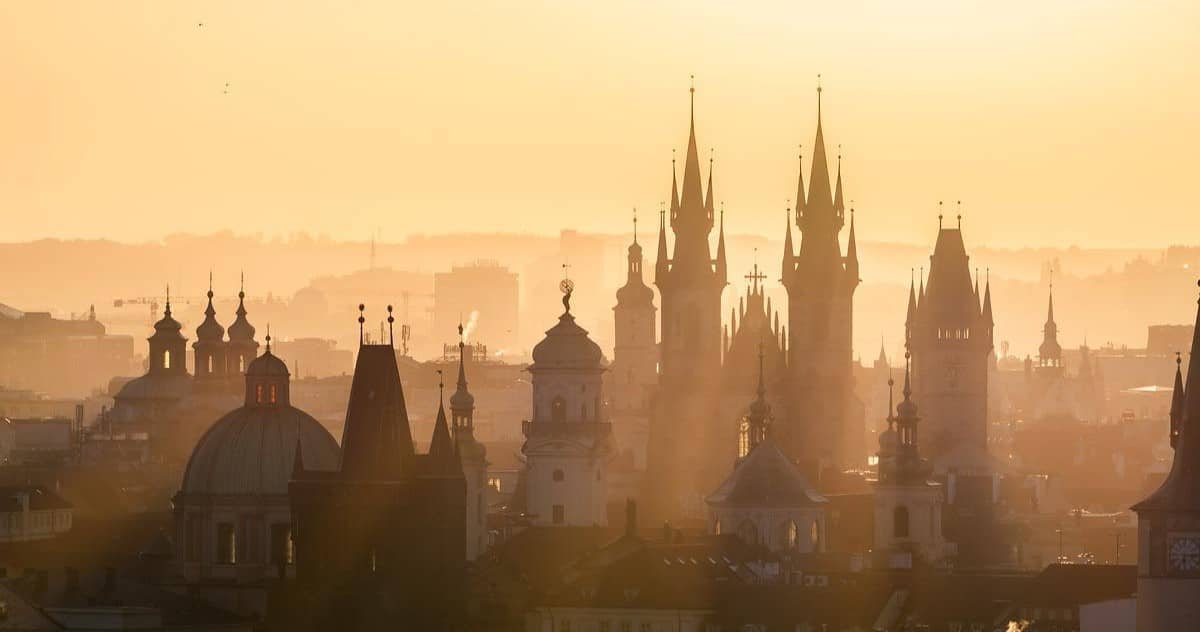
[2, 1, 1197, 247]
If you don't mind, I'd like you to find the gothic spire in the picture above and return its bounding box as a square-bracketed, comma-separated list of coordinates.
[669, 152, 680, 222]
[705, 151, 715, 222]
[715, 204, 727, 283]
[833, 152, 845, 214]
[845, 208, 859, 281]
[906, 271, 918, 329]
[428, 372, 461, 475]
[806, 78, 834, 216]
[679, 77, 705, 218]
[655, 206, 669, 283]
[1170, 352, 1184, 449]
[781, 205, 795, 280]
[794, 150, 806, 222]
[982, 271, 994, 326]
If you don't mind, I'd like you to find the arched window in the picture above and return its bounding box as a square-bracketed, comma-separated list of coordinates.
[786, 520, 799, 550]
[551, 397, 566, 423]
[738, 418, 751, 459]
[552, 469, 564, 482]
[239, 356, 246, 373]
[811, 520, 820, 550]
[256, 384, 264, 404]
[894, 505, 910, 538]
[713, 519, 721, 535]
[207, 356, 213, 374]
[163, 350, 171, 370]
[269, 384, 277, 404]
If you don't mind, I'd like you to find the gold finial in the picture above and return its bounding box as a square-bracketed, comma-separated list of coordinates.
[357, 303, 366, 344]
[938, 201, 944, 229]
[386, 304, 394, 346]
[265, 323, 272, 353]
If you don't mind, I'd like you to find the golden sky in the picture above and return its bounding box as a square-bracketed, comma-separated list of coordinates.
[1, 1, 1197, 247]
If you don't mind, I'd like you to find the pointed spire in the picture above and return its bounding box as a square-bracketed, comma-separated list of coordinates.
[806, 76, 834, 215]
[906, 270, 918, 327]
[918, 267, 926, 304]
[632, 207, 639, 246]
[655, 206, 670, 283]
[877, 337, 888, 367]
[265, 324, 272, 354]
[669, 151, 680, 222]
[782, 204, 795, 280]
[164, 284, 172, 317]
[1046, 278, 1056, 325]
[715, 203, 727, 282]
[845, 207, 859, 280]
[705, 150, 715, 221]
[429, 397, 458, 473]
[1170, 352, 1184, 449]
[983, 269, 994, 326]
[679, 76, 705, 216]
[833, 150, 845, 213]
[794, 149, 806, 222]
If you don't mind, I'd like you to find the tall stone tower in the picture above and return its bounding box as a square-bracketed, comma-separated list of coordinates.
[450, 324, 488, 560]
[1132, 281, 1200, 632]
[522, 284, 613, 527]
[647, 82, 727, 518]
[149, 289, 188, 378]
[610, 212, 658, 468]
[780, 83, 862, 473]
[226, 275, 258, 376]
[905, 216, 993, 463]
[1037, 283, 1063, 371]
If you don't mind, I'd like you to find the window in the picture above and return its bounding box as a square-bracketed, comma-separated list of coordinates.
[488, 476, 502, 492]
[552, 504, 565, 525]
[270, 524, 294, 565]
[713, 519, 721, 535]
[811, 520, 820, 550]
[186, 514, 203, 562]
[786, 520, 799, 550]
[552, 469, 565, 482]
[269, 384, 277, 404]
[216, 523, 237, 564]
[256, 384, 264, 403]
[894, 506, 910, 538]
[581, 403, 588, 421]
[551, 397, 566, 423]
[207, 356, 213, 374]
[163, 350, 171, 369]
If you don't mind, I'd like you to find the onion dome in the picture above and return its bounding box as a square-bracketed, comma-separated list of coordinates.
[227, 280, 256, 342]
[152, 290, 184, 339]
[878, 425, 897, 455]
[531, 293, 603, 370]
[246, 347, 289, 377]
[615, 236, 655, 306]
[195, 282, 225, 342]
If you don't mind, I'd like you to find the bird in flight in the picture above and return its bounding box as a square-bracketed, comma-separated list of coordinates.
[222, 82, 230, 95]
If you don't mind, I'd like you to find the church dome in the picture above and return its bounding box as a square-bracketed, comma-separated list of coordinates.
[531, 312, 603, 369]
[615, 278, 654, 305]
[195, 290, 225, 342]
[227, 289, 256, 342]
[181, 404, 338, 496]
[247, 349, 289, 377]
[449, 385, 474, 410]
[153, 304, 184, 340]
[878, 425, 897, 454]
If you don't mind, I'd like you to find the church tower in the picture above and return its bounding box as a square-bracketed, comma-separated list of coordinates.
[193, 274, 227, 389]
[226, 275, 258, 377]
[1037, 282, 1063, 371]
[149, 289, 187, 377]
[647, 81, 727, 518]
[450, 324, 488, 560]
[906, 215, 993, 464]
[873, 355, 948, 566]
[522, 283, 613, 527]
[611, 211, 658, 468]
[780, 82, 862, 472]
[1132, 281, 1200, 632]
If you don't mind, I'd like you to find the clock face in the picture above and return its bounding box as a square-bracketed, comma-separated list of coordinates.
[1168, 535, 1200, 573]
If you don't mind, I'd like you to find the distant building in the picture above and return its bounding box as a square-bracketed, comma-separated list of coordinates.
[1132, 281, 1200, 631]
[0, 485, 73, 543]
[0, 417, 72, 465]
[522, 287, 612, 527]
[434, 261, 519, 354]
[0, 304, 138, 398]
[270, 337, 353, 378]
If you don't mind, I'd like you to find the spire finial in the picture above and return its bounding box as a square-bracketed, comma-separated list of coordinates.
[387, 304, 395, 346]
[689, 74, 695, 118]
[208, 270, 213, 298]
[903, 351, 912, 399]
[265, 323, 272, 353]
[887, 376, 896, 422]
[239, 271, 245, 298]
[437, 369, 444, 400]
[938, 201, 944, 229]
[632, 207, 638, 245]
[358, 303, 366, 345]
[165, 284, 171, 316]
[957, 200, 962, 228]
[816, 73, 822, 120]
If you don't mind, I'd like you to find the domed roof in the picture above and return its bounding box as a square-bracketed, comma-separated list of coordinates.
[449, 385, 474, 410]
[181, 404, 338, 496]
[195, 290, 225, 342]
[531, 312, 603, 370]
[878, 425, 897, 454]
[115, 373, 192, 402]
[247, 349, 289, 377]
[227, 289, 256, 342]
[615, 278, 654, 305]
[152, 301, 184, 340]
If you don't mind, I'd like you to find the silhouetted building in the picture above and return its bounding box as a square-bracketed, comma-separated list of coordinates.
[610, 217, 657, 469]
[647, 85, 728, 518]
[905, 219, 994, 467]
[1132, 281, 1200, 631]
[781, 84, 863, 473]
[172, 337, 339, 617]
[450, 325, 489, 560]
[522, 287, 612, 527]
[720, 264, 786, 453]
[284, 316, 465, 631]
[0, 303, 138, 398]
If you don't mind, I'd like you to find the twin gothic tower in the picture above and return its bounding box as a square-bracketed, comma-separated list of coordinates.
[642, 84, 863, 517]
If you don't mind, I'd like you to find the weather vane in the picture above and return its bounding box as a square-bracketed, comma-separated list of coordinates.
[560, 263, 575, 313]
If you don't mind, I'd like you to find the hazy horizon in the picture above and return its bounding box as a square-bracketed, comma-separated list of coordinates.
[3, 1, 1198, 248]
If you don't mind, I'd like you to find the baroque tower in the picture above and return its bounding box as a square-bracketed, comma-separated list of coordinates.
[193, 274, 228, 388]
[905, 215, 993, 463]
[226, 274, 258, 376]
[647, 82, 727, 518]
[780, 82, 862, 472]
[610, 211, 658, 468]
[450, 323, 488, 560]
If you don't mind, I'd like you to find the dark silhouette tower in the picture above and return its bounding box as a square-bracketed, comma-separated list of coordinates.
[780, 82, 862, 473]
[450, 324, 488, 561]
[149, 289, 187, 377]
[611, 211, 658, 468]
[647, 81, 727, 518]
[1038, 282, 1063, 370]
[192, 275, 227, 389]
[905, 215, 993, 462]
[226, 275, 258, 377]
[1132, 281, 1200, 631]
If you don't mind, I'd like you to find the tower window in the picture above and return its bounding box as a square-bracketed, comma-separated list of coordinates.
[551, 397, 566, 423]
[239, 357, 245, 373]
[811, 520, 820, 549]
[256, 384, 264, 404]
[552, 505, 565, 525]
[894, 506, 910, 538]
[207, 356, 213, 374]
[163, 350, 171, 370]
[581, 403, 588, 421]
[269, 384, 277, 404]
[786, 520, 799, 550]
[216, 522, 237, 564]
[270, 524, 293, 565]
[713, 519, 721, 535]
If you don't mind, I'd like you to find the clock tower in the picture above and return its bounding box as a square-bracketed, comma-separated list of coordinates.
[1132, 280, 1200, 631]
